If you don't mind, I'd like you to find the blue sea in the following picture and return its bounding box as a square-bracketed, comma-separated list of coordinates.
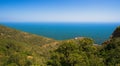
[0, 22, 120, 44]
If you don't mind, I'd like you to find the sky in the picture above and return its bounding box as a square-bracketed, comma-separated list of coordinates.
[0, 0, 120, 23]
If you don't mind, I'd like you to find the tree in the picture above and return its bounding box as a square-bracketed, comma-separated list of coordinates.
[100, 38, 120, 66]
[48, 40, 89, 66]
[48, 38, 105, 66]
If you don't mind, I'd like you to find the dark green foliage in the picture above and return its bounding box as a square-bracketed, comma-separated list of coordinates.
[99, 26, 120, 66]
[100, 38, 120, 66]
[48, 38, 104, 66]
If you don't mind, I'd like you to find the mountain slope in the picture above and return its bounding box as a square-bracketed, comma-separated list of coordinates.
[0, 25, 57, 46]
[112, 26, 120, 38]
[0, 25, 60, 66]
[100, 26, 120, 66]
[0, 25, 120, 66]
[47, 25, 120, 66]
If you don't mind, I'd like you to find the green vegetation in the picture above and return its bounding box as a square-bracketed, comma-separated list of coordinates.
[0, 25, 59, 66]
[0, 25, 120, 66]
[99, 37, 120, 66]
[47, 38, 103, 66]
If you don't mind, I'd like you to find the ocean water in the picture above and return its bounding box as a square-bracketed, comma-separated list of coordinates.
[0, 22, 120, 44]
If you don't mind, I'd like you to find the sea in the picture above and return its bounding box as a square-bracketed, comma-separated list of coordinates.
[0, 22, 120, 44]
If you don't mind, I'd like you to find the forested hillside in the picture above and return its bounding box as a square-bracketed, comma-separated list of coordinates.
[0, 25, 120, 66]
[0, 25, 59, 66]
[48, 26, 120, 66]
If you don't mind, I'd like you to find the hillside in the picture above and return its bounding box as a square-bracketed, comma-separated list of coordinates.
[47, 25, 120, 66]
[0, 25, 120, 66]
[112, 26, 120, 38]
[0, 25, 58, 46]
[0, 25, 60, 66]
[100, 26, 120, 66]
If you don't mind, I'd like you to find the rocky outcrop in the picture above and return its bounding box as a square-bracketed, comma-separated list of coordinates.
[112, 26, 120, 38]
[102, 26, 120, 45]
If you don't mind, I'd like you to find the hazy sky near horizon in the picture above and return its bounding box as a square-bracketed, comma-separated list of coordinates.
[0, 0, 120, 23]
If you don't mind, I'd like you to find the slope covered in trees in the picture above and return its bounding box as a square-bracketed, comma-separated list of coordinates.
[0, 25, 59, 66]
[0, 25, 120, 66]
[47, 38, 104, 66]
[99, 26, 120, 66]
[48, 26, 120, 66]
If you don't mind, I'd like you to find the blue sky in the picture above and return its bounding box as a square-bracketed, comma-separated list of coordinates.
[0, 0, 120, 23]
